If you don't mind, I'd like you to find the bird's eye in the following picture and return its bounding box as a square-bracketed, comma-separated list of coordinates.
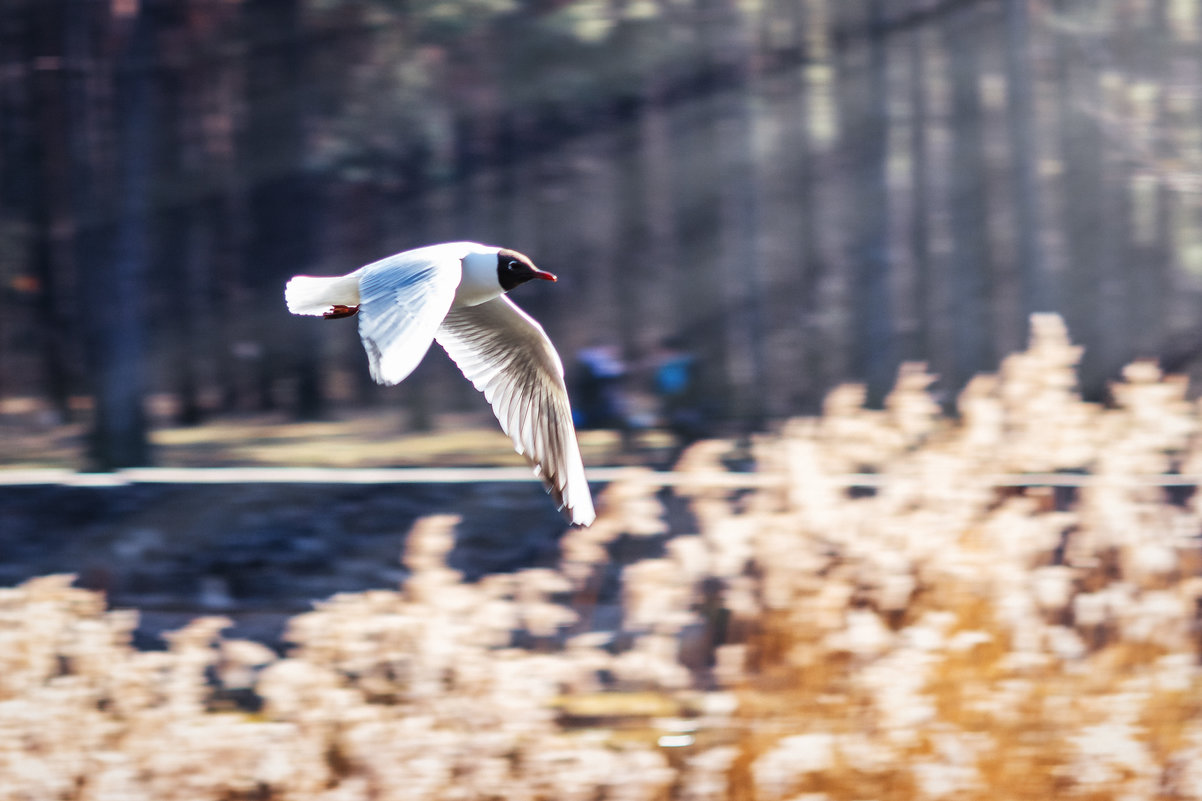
[507, 260, 520, 271]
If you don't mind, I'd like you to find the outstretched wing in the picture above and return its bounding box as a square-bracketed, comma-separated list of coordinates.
[436, 296, 595, 526]
[357, 248, 464, 385]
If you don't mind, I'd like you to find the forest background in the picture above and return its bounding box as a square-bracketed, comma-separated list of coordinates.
[7, 4, 1202, 797]
[1, 0, 1200, 468]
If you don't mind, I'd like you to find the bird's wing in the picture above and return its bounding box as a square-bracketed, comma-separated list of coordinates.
[357, 250, 463, 385]
[436, 296, 596, 526]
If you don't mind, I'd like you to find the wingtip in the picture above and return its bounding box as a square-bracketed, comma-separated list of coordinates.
[549, 488, 595, 527]
[566, 499, 597, 527]
[550, 498, 592, 527]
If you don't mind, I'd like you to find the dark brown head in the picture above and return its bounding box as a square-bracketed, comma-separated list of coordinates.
[496, 248, 557, 292]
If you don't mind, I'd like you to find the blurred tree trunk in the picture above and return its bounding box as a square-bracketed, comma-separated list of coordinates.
[746, 0, 802, 415]
[609, 8, 666, 390]
[644, 70, 682, 348]
[564, 123, 617, 362]
[157, 7, 210, 426]
[1160, 0, 1202, 373]
[844, 0, 894, 406]
[170, 191, 219, 427]
[1051, 0, 1105, 396]
[85, 2, 157, 469]
[203, 9, 252, 415]
[708, 0, 768, 427]
[667, 63, 729, 418]
[0, 6, 17, 403]
[664, 0, 762, 423]
[1095, 2, 1136, 382]
[240, 0, 323, 419]
[65, 0, 110, 438]
[25, 0, 77, 422]
[907, 0, 932, 364]
[612, 101, 648, 391]
[1134, 0, 1171, 359]
[1144, 0, 1190, 369]
[795, 0, 833, 413]
[603, 4, 682, 411]
[452, 117, 486, 242]
[1003, 0, 1048, 323]
[943, 0, 994, 392]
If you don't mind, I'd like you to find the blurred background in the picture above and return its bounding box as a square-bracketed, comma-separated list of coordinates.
[3, 0, 1201, 469]
[6, 3, 1202, 800]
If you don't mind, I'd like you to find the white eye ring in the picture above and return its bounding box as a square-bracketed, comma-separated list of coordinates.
[507, 260, 520, 271]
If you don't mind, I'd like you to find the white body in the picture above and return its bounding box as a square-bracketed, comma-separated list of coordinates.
[285, 242, 595, 526]
[285, 243, 502, 314]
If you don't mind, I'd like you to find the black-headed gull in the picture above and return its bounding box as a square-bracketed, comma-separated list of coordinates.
[285, 242, 595, 526]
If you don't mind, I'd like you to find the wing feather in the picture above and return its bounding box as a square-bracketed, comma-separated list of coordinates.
[356, 248, 464, 385]
[436, 296, 595, 526]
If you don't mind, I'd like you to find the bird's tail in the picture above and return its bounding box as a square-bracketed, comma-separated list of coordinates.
[284, 271, 363, 316]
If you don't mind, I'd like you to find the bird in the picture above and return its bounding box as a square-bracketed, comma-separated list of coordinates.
[284, 242, 596, 526]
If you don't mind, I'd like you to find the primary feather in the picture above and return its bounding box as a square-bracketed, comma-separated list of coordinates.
[437, 296, 595, 526]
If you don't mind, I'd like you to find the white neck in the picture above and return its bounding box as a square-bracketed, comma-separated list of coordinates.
[453, 245, 504, 308]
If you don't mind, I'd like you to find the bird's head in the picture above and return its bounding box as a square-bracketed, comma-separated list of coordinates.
[496, 248, 557, 292]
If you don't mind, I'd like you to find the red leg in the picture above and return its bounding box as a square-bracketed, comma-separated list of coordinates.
[324, 304, 360, 319]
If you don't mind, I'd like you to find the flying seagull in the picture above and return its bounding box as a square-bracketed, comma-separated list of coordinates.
[285, 242, 596, 526]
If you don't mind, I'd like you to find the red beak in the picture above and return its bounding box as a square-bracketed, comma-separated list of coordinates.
[533, 269, 558, 282]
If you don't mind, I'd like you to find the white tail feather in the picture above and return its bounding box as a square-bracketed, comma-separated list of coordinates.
[284, 271, 363, 316]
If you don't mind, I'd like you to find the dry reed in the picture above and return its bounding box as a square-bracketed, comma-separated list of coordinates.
[2, 314, 1200, 800]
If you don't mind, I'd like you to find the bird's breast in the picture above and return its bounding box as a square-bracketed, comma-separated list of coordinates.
[451, 282, 504, 308]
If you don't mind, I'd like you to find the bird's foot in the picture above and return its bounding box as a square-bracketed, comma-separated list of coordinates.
[324, 305, 360, 319]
